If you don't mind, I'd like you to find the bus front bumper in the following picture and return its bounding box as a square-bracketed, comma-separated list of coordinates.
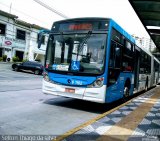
[42, 79, 106, 103]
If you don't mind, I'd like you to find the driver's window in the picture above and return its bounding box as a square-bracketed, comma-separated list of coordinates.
[54, 40, 62, 64]
[109, 41, 121, 68]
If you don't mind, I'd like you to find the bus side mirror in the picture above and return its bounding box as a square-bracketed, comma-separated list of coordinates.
[37, 29, 51, 49]
[38, 33, 43, 49]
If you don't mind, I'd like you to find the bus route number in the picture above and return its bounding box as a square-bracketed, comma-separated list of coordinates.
[72, 80, 83, 85]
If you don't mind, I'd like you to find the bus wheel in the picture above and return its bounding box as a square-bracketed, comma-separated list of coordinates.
[123, 86, 130, 102]
[124, 87, 129, 98]
[145, 78, 148, 91]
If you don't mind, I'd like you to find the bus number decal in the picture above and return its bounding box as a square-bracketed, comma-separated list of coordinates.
[71, 80, 83, 85]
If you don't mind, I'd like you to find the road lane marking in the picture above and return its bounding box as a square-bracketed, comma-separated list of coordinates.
[0, 88, 41, 92]
[0, 70, 42, 77]
[0, 71, 30, 78]
[53, 87, 159, 141]
[96, 87, 160, 141]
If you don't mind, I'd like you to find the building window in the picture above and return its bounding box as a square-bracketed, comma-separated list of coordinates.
[16, 29, 26, 40]
[37, 34, 45, 44]
[0, 23, 6, 35]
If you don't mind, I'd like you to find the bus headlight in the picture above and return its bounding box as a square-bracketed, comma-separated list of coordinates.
[43, 71, 50, 82]
[87, 77, 104, 88]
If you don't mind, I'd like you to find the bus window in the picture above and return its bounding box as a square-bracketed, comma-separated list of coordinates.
[108, 41, 121, 86]
[122, 40, 134, 72]
[139, 51, 151, 74]
[109, 41, 121, 68]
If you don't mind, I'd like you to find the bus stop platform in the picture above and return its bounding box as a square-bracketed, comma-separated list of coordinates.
[57, 86, 160, 141]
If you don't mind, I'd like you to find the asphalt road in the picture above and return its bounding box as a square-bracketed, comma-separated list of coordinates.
[0, 63, 111, 136]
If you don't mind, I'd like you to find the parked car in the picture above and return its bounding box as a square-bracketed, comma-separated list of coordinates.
[12, 61, 44, 75]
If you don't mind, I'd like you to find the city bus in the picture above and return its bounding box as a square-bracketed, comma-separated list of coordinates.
[38, 18, 160, 103]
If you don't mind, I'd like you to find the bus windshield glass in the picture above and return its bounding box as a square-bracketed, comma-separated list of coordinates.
[46, 33, 107, 75]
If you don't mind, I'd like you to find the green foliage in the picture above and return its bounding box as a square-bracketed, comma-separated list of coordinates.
[22, 59, 28, 62]
[2, 55, 7, 62]
[0, 57, 3, 61]
[12, 56, 19, 62]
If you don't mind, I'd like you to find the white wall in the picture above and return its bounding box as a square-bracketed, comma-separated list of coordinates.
[0, 14, 47, 63]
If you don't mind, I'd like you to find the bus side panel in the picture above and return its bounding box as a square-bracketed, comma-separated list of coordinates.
[105, 72, 134, 103]
[105, 20, 135, 103]
[103, 20, 113, 86]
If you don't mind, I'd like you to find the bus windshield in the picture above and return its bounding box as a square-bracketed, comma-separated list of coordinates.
[45, 33, 107, 75]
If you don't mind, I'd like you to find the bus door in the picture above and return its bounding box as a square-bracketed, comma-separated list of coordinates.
[134, 46, 140, 90]
[108, 40, 122, 86]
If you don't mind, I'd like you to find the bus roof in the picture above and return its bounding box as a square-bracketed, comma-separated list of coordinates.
[52, 17, 135, 43]
[109, 19, 135, 43]
[53, 17, 111, 24]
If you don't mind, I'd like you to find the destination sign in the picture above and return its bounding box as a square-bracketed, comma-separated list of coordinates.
[52, 19, 109, 31]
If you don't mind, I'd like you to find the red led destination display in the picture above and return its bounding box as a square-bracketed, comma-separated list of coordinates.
[69, 24, 92, 30]
[53, 20, 109, 32]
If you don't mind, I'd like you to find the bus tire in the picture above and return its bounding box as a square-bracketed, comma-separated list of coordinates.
[145, 77, 148, 91]
[123, 79, 131, 101]
[124, 87, 129, 98]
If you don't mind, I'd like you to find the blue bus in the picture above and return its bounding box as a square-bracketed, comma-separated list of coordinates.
[38, 18, 160, 103]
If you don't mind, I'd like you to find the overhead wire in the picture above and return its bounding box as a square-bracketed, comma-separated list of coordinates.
[0, 2, 49, 26]
[0, 0, 69, 45]
[33, 0, 69, 19]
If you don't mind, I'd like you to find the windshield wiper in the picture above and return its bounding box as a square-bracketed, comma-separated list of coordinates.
[76, 31, 92, 61]
[59, 32, 65, 63]
[79, 31, 92, 52]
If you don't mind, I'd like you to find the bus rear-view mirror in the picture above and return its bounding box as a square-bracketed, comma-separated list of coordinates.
[37, 29, 51, 49]
[38, 33, 43, 49]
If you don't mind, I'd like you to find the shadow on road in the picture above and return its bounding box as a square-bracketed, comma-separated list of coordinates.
[43, 97, 124, 114]
[43, 88, 153, 114]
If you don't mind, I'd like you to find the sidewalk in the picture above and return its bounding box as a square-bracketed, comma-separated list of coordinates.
[56, 86, 160, 141]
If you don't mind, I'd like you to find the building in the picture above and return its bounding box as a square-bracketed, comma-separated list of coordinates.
[132, 35, 156, 52]
[0, 10, 48, 64]
[141, 37, 156, 52]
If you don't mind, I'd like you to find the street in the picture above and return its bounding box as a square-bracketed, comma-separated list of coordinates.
[0, 63, 109, 136]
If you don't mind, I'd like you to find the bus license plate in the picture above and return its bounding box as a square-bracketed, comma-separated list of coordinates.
[65, 88, 75, 93]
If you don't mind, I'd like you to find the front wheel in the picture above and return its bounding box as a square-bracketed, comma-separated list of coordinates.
[124, 87, 129, 98]
[123, 87, 130, 102]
